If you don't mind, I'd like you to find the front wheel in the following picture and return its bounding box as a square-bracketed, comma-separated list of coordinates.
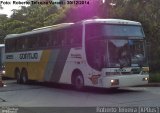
[72, 72, 84, 90]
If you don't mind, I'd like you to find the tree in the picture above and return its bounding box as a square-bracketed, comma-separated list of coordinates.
[0, 14, 8, 43]
[0, 4, 63, 42]
[63, 1, 101, 22]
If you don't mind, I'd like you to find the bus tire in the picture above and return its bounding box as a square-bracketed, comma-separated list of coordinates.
[72, 71, 84, 90]
[21, 69, 28, 84]
[15, 69, 21, 84]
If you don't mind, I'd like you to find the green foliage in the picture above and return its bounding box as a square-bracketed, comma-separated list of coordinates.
[44, 6, 68, 25]
[149, 72, 160, 82]
[0, 14, 8, 42]
[0, 4, 60, 42]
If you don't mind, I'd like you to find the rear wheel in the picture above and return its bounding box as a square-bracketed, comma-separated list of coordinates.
[15, 69, 21, 84]
[21, 69, 28, 84]
[72, 72, 84, 90]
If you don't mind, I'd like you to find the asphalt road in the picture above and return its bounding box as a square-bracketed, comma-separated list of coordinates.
[0, 80, 160, 113]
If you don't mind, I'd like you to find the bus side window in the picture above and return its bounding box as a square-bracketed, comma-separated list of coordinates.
[27, 35, 38, 50]
[58, 30, 65, 47]
[23, 37, 28, 50]
[48, 32, 54, 47]
[5, 40, 8, 52]
[66, 28, 74, 46]
[33, 36, 38, 49]
[66, 26, 82, 46]
[5, 40, 10, 52]
[44, 33, 50, 47]
[16, 37, 26, 51]
[74, 26, 82, 45]
[62, 29, 69, 46]
[6, 39, 15, 52]
[9, 39, 16, 52]
[50, 26, 83, 47]
[54, 31, 60, 47]
[69, 26, 82, 46]
[58, 31, 62, 47]
[38, 33, 49, 48]
[50, 31, 56, 47]
[39, 33, 44, 48]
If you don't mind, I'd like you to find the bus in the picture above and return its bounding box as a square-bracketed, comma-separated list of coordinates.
[4, 19, 149, 89]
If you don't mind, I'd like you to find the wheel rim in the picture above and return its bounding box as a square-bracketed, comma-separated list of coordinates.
[22, 74, 26, 83]
[16, 71, 21, 83]
[21, 70, 27, 84]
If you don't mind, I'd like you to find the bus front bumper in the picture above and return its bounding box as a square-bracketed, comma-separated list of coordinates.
[99, 74, 149, 88]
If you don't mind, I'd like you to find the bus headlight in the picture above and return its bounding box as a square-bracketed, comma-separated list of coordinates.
[2, 70, 5, 75]
[111, 79, 119, 86]
[111, 80, 114, 83]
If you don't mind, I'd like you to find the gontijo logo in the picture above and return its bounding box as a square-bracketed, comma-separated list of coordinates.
[19, 53, 38, 59]
[5, 51, 42, 62]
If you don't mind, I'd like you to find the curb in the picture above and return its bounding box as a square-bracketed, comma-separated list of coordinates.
[137, 83, 160, 87]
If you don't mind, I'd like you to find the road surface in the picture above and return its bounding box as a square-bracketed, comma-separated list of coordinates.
[0, 80, 160, 113]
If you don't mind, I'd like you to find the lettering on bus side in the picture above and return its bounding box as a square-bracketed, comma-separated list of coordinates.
[114, 69, 127, 72]
[71, 54, 82, 58]
[6, 55, 13, 59]
[19, 53, 38, 59]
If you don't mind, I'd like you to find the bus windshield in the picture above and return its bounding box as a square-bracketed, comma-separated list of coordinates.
[108, 39, 146, 67]
[85, 23, 147, 70]
[86, 39, 146, 70]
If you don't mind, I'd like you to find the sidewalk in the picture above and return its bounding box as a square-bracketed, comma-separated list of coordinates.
[138, 82, 160, 87]
[147, 82, 160, 87]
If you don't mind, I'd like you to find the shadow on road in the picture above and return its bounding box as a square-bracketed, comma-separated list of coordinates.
[25, 81, 145, 95]
[3, 80, 145, 94]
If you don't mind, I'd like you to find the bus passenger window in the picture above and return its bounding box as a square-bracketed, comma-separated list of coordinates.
[38, 33, 49, 48]
[58, 30, 65, 47]
[73, 26, 82, 45]
[66, 28, 73, 46]
[48, 32, 53, 47]
[27, 36, 38, 49]
[65, 26, 82, 46]
[52, 31, 59, 47]
[54, 36, 60, 47]
[6, 39, 16, 52]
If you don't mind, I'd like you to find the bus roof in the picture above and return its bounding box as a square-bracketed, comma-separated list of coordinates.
[82, 19, 141, 25]
[5, 19, 142, 39]
[5, 23, 74, 39]
[32, 23, 74, 31]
